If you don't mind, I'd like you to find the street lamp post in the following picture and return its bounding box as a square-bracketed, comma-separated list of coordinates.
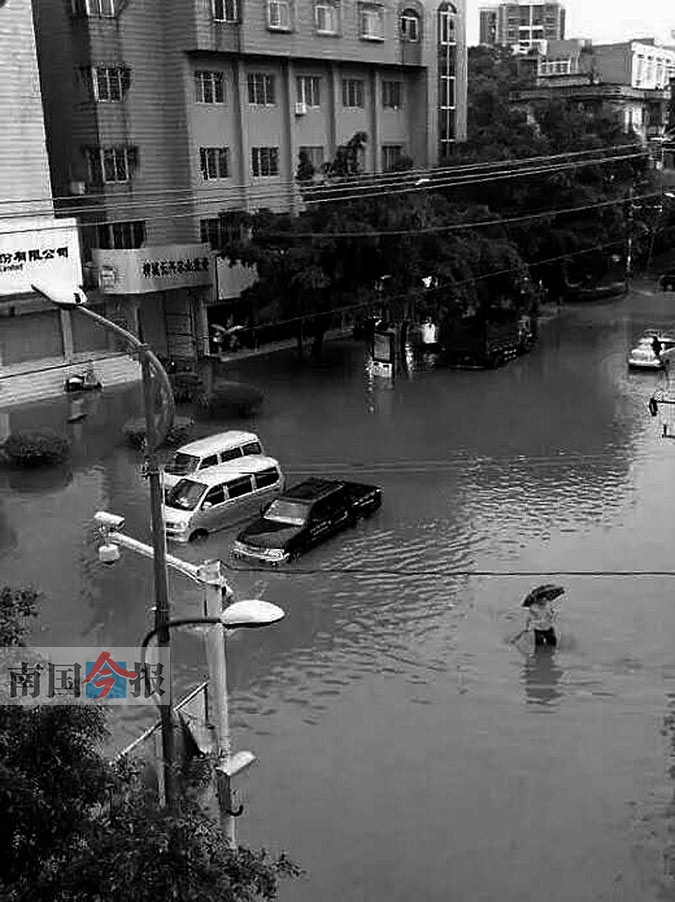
[96, 513, 285, 846]
[32, 281, 177, 804]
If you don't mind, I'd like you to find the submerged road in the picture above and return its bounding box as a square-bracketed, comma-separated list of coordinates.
[3, 287, 675, 900]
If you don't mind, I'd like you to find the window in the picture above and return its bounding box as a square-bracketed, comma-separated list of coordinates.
[200, 455, 220, 469]
[267, 0, 291, 29]
[87, 146, 137, 184]
[255, 468, 280, 489]
[400, 8, 419, 41]
[91, 67, 130, 101]
[212, 0, 239, 21]
[226, 476, 253, 499]
[221, 447, 244, 462]
[358, 3, 383, 39]
[200, 147, 230, 180]
[71, 0, 116, 17]
[440, 75, 455, 108]
[203, 485, 225, 506]
[247, 73, 276, 105]
[299, 146, 324, 169]
[297, 75, 321, 107]
[251, 147, 280, 177]
[200, 217, 244, 250]
[96, 220, 146, 249]
[382, 144, 403, 171]
[195, 71, 225, 104]
[243, 441, 263, 455]
[315, 0, 339, 33]
[382, 80, 402, 109]
[342, 78, 364, 107]
[439, 1, 457, 44]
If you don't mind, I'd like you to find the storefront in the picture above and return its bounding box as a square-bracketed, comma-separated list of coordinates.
[0, 217, 142, 408]
[203, 256, 258, 357]
[91, 243, 215, 364]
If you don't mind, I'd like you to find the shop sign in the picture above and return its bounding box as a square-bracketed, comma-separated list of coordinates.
[0, 218, 82, 297]
[92, 245, 213, 295]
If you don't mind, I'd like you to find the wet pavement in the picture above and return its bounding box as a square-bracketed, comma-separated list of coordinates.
[3, 287, 675, 901]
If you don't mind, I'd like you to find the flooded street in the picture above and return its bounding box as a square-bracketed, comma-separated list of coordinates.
[4, 288, 675, 901]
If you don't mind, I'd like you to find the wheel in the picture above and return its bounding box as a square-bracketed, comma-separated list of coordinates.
[188, 529, 208, 543]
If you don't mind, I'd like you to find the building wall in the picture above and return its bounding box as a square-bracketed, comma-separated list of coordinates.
[34, 0, 467, 254]
[0, 0, 53, 218]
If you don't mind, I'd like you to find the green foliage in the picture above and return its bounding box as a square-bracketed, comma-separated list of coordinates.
[0, 595, 300, 902]
[0, 586, 39, 647]
[4, 431, 69, 468]
[296, 148, 316, 183]
[123, 416, 195, 449]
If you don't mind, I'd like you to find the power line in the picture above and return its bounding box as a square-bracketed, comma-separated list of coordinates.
[0, 149, 647, 232]
[0, 181, 652, 243]
[225, 564, 675, 578]
[0, 142, 645, 214]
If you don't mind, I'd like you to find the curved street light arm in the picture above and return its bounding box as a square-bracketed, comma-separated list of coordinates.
[66, 304, 175, 446]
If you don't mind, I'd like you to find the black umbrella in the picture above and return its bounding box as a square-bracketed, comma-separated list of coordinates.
[522, 584, 565, 607]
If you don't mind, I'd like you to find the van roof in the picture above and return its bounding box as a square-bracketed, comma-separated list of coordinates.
[174, 431, 260, 456]
[177, 456, 281, 486]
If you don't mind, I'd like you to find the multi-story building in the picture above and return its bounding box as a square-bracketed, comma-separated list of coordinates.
[513, 38, 675, 144]
[0, 0, 140, 408]
[33, 0, 468, 362]
[479, 1, 565, 53]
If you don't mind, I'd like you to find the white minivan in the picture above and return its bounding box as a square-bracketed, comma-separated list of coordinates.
[163, 431, 265, 491]
[162, 456, 284, 543]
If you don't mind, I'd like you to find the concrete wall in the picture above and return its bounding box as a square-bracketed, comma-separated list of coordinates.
[0, 0, 53, 218]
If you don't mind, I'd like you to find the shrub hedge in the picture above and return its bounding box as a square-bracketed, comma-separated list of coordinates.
[3, 431, 70, 468]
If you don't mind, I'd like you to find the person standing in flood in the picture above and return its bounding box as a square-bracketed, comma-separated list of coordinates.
[521, 584, 565, 649]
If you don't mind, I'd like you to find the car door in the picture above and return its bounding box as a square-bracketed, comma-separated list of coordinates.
[307, 497, 337, 546]
[197, 484, 226, 532]
[223, 474, 256, 525]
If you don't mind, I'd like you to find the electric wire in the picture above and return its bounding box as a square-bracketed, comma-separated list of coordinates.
[0, 149, 648, 228]
[0, 142, 646, 213]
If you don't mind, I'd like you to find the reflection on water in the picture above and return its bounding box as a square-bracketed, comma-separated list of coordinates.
[3, 293, 675, 901]
[522, 648, 565, 708]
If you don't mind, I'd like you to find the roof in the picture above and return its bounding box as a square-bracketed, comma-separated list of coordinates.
[283, 478, 344, 502]
[177, 456, 280, 485]
[173, 431, 260, 456]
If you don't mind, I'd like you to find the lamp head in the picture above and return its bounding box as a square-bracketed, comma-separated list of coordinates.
[31, 280, 88, 308]
[221, 599, 285, 629]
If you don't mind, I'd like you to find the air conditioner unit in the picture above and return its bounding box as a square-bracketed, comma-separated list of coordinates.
[69, 180, 86, 196]
[295, 101, 307, 116]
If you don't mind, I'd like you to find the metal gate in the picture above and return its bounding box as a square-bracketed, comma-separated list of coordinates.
[163, 292, 197, 361]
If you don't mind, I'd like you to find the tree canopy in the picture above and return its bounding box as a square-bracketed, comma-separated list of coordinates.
[0, 586, 300, 902]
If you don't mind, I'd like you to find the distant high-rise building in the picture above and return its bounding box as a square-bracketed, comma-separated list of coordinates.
[479, 1, 565, 52]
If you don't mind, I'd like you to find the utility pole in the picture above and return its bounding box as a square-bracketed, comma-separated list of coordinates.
[626, 184, 635, 280]
[140, 347, 176, 806]
[200, 560, 238, 846]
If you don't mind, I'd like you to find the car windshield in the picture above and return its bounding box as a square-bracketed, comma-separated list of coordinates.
[165, 452, 199, 475]
[264, 499, 309, 526]
[166, 479, 206, 511]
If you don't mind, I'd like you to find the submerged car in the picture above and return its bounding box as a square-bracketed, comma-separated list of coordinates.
[628, 331, 675, 370]
[233, 478, 382, 564]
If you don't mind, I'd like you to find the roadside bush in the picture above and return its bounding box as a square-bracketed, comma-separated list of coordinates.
[3, 431, 70, 468]
[123, 415, 195, 449]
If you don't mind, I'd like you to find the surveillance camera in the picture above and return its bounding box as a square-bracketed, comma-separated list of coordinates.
[98, 543, 121, 565]
[94, 511, 126, 530]
[31, 281, 88, 308]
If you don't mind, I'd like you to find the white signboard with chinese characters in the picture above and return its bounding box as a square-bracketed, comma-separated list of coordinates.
[0, 217, 82, 297]
[92, 244, 213, 295]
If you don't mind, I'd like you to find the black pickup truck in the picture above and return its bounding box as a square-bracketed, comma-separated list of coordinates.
[232, 478, 382, 564]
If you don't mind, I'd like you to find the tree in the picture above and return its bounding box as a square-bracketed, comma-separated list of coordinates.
[0, 587, 301, 902]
